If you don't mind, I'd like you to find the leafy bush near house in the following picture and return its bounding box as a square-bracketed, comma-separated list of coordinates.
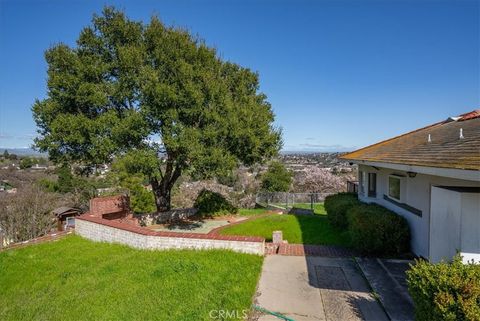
[194, 189, 238, 217]
[406, 256, 480, 321]
[347, 203, 410, 255]
[324, 192, 360, 229]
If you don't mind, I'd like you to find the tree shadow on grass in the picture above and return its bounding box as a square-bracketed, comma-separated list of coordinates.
[293, 214, 351, 247]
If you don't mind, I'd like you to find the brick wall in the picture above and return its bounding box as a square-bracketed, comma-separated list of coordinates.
[89, 195, 129, 218]
[76, 215, 264, 255]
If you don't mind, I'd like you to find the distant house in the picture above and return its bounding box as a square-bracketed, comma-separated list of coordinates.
[52, 207, 81, 231]
[341, 110, 480, 263]
[31, 164, 48, 170]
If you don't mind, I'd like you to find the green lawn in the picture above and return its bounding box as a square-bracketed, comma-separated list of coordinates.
[0, 235, 263, 321]
[220, 214, 350, 246]
[237, 208, 270, 216]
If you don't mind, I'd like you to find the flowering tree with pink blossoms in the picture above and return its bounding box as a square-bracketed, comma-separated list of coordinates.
[293, 166, 350, 193]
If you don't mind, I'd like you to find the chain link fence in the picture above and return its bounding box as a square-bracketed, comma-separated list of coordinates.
[255, 192, 333, 211]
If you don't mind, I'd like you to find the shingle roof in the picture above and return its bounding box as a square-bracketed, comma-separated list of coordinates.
[52, 207, 80, 217]
[341, 110, 480, 170]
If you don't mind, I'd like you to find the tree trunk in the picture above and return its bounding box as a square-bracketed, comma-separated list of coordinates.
[154, 185, 171, 212]
[150, 164, 182, 213]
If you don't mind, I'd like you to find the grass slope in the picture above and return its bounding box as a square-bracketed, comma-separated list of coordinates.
[0, 235, 263, 321]
[220, 214, 350, 246]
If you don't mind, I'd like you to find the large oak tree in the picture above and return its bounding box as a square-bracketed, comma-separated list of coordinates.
[33, 7, 281, 212]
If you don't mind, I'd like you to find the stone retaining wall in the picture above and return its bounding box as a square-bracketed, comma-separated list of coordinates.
[76, 215, 264, 255]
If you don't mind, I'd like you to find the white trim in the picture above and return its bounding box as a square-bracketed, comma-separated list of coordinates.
[359, 170, 366, 196]
[366, 172, 378, 198]
[349, 160, 480, 182]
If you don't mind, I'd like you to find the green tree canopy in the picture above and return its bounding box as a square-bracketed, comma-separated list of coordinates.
[19, 157, 34, 169]
[109, 159, 156, 214]
[32, 7, 281, 212]
[261, 161, 292, 192]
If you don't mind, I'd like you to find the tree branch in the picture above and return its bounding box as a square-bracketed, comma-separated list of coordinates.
[169, 166, 182, 187]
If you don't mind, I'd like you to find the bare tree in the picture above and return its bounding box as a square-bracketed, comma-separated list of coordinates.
[0, 185, 61, 244]
[0, 168, 55, 187]
[172, 180, 235, 209]
[172, 173, 260, 210]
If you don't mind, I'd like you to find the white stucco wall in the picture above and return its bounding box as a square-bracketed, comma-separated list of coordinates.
[459, 192, 480, 263]
[430, 187, 480, 263]
[357, 164, 480, 259]
[430, 187, 462, 263]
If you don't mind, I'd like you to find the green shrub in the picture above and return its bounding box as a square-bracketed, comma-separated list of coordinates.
[407, 255, 480, 321]
[194, 189, 238, 217]
[324, 192, 360, 229]
[347, 203, 410, 255]
[261, 161, 292, 192]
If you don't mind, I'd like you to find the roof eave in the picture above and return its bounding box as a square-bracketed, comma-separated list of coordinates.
[349, 160, 480, 181]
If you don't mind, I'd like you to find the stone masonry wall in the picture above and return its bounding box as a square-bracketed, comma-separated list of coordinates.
[76, 216, 264, 255]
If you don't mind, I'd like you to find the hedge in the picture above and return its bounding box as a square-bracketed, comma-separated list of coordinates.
[347, 203, 410, 255]
[194, 189, 238, 217]
[407, 256, 480, 321]
[324, 192, 360, 229]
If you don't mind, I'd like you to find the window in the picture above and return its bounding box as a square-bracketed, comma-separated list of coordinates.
[66, 217, 75, 228]
[359, 171, 365, 195]
[388, 176, 401, 201]
[368, 173, 377, 197]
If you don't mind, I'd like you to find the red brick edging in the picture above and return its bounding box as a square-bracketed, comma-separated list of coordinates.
[265, 243, 356, 257]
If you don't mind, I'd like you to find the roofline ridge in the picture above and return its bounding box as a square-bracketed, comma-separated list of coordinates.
[458, 109, 480, 121]
[341, 118, 444, 160]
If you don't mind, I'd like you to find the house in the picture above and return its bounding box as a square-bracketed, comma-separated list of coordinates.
[52, 207, 81, 231]
[31, 164, 48, 170]
[341, 110, 480, 263]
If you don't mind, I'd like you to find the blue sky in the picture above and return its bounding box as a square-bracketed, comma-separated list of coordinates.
[0, 0, 478, 151]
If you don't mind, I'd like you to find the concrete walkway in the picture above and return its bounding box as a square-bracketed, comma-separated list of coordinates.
[356, 258, 414, 321]
[255, 256, 388, 321]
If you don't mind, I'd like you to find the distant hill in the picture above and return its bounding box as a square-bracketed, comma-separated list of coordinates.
[0, 148, 48, 157]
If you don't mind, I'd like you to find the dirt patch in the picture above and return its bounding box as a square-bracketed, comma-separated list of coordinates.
[146, 215, 249, 234]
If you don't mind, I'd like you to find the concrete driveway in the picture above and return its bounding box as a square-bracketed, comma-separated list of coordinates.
[254, 256, 389, 321]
